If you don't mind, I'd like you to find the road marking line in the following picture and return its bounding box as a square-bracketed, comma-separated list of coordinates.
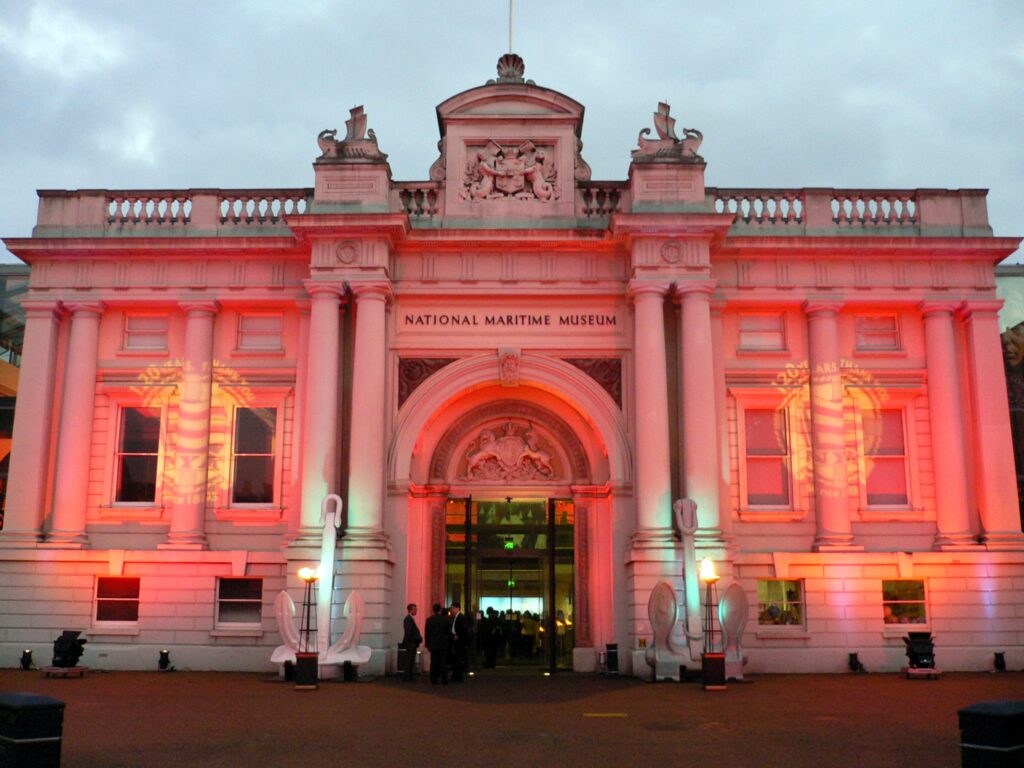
[583, 713, 628, 718]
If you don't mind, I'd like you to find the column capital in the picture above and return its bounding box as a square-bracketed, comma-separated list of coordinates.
[179, 298, 220, 316]
[294, 298, 312, 314]
[627, 279, 671, 300]
[919, 299, 960, 317]
[674, 280, 716, 300]
[803, 299, 844, 318]
[957, 299, 1002, 320]
[63, 300, 106, 317]
[348, 279, 393, 302]
[303, 280, 347, 300]
[19, 299, 64, 320]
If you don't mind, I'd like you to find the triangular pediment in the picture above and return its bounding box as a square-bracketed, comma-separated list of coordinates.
[436, 84, 585, 135]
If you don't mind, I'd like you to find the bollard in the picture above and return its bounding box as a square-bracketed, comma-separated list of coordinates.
[0, 692, 65, 768]
[958, 700, 1024, 768]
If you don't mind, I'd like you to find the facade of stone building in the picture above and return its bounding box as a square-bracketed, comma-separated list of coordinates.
[2, 56, 1022, 676]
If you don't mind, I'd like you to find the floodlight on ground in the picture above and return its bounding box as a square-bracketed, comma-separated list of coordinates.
[158, 649, 171, 671]
[848, 653, 866, 673]
[993, 652, 1006, 672]
[19, 649, 32, 671]
[51, 631, 87, 668]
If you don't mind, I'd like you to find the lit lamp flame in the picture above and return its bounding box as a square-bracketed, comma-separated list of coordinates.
[298, 566, 321, 583]
[699, 557, 719, 584]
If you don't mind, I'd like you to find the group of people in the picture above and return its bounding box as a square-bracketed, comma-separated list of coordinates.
[400, 602, 471, 684]
[476, 607, 540, 667]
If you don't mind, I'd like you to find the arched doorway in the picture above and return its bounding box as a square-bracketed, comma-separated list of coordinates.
[390, 354, 630, 672]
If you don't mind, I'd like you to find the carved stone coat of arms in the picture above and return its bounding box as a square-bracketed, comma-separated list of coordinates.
[461, 421, 556, 481]
[462, 140, 558, 202]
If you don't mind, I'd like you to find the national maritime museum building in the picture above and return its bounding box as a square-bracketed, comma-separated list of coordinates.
[1, 55, 1022, 677]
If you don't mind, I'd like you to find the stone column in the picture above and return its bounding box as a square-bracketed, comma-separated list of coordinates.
[346, 281, 391, 541]
[709, 299, 733, 541]
[49, 301, 105, 547]
[676, 282, 722, 542]
[960, 301, 1024, 547]
[628, 281, 674, 540]
[805, 300, 858, 551]
[163, 300, 218, 549]
[1, 301, 62, 545]
[293, 282, 345, 547]
[287, 300, 311, 537]
[921, 302, 976, 549]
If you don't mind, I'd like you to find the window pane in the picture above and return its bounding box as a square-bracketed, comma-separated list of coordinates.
[218, 601, 262, 624]
[127, 316, 168, 331]
[97, 577, 140, 599]
[747, 457, 790, 506]
[864, 410, 905, 456]
[117, 455, 158, 502]
[883, 580, 925, 602]
[757, 579, 803, 625]
[218, 578, 263, 601]
[121, 408, 160, 453]
[235, 408, 275, 454]
[240, 315, 282, 332]
[866, 457, 908, 505]
[232, 456, 274, 503]
[739, 314, 785, 350]
[746, 409, 787, 455]
[855, 315, 899, 350]
[96, 600, 140, 622]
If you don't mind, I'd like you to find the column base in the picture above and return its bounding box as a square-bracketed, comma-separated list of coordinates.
[0, 531, 45, 548]
[159, 532, 207, 550]
[340, 528, 395, 562]
[284, 527, 325, 549]
[43, 531, 89, 548]
[982, 532, 1024, 550]
[933, 532, 981, 551]
[628, 528, 677, 550]
[813, 535, 863, 552]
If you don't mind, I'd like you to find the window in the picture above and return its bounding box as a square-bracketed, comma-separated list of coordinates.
[231, 408, 276, 504]
[95, 577, 140, 623]
[115, 407, 161, 503]
[237, 314, 283, 352]
[739, 313, 786, 351]
[216, 578, 263, 626]
[123, 315, 168, 351]
[862, 408, 908, 505]
[882, 580, 927, 625]
[744, 408, 791, 506]
[855, 315, 900, 352]
[0, 396, 14, 528]
[757, 580, 804, 626]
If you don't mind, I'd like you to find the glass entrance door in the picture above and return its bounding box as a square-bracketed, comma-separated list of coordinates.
[445, 497, 575, 672]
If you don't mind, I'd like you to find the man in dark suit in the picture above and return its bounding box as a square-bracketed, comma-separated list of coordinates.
[400, 603, 422, 681]
[449, 602, 471, 682]
[424, 602, 450, 685]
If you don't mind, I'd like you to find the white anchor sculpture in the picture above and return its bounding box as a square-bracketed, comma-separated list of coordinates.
[271, 494, 371, 671]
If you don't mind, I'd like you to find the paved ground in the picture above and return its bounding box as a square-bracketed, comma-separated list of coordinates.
[1, 667, 1021, 767]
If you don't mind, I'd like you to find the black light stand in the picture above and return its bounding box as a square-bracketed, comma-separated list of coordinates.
[700, 558, 726, 690]
[295, 567, 320, 690]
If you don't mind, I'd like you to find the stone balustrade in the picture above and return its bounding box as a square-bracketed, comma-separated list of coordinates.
[577, 182, 627, 218]
[31, 185, 991, 238]
[395, 183, 442, 219]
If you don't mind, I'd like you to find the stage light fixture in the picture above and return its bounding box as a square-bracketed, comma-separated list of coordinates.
[848, 653, 866, 673]
[158, 649, 171, 671]
[20, 649, 32, 671]
[993, 652, 1006, 672]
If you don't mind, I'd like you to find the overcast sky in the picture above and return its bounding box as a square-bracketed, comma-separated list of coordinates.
[1, 1, 1022, 263]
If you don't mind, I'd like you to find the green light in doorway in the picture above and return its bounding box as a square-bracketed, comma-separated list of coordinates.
[507, 578, 516, 588]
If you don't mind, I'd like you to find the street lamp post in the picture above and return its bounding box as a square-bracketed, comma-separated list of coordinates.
[295, 566, 320, 690]
[700, 558, 727, 690]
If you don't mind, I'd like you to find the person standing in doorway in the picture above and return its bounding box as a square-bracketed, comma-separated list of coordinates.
[425, 603, 450, 685]
[449, 602, 470, 682]
[401, 603, 422, 681]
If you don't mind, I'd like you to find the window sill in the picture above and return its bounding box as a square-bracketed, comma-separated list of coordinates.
[210, 628, 264, 638]
[97, 505, 164, 521]
[755, 628, 810, 640]
[738, 508, 806, 523]
[231, 348, 286, 358]
[87, 626, 141, 637]
[117, 348, 170, 357]
[735, 348, 791, 357]
[857, 508, 924, 522]
[851, 349, 907, 358]
[882, 625, 930, 639]
[215, 506, 284, 523]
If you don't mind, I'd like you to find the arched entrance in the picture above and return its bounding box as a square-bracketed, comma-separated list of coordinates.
[389, 354, 629, 672]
